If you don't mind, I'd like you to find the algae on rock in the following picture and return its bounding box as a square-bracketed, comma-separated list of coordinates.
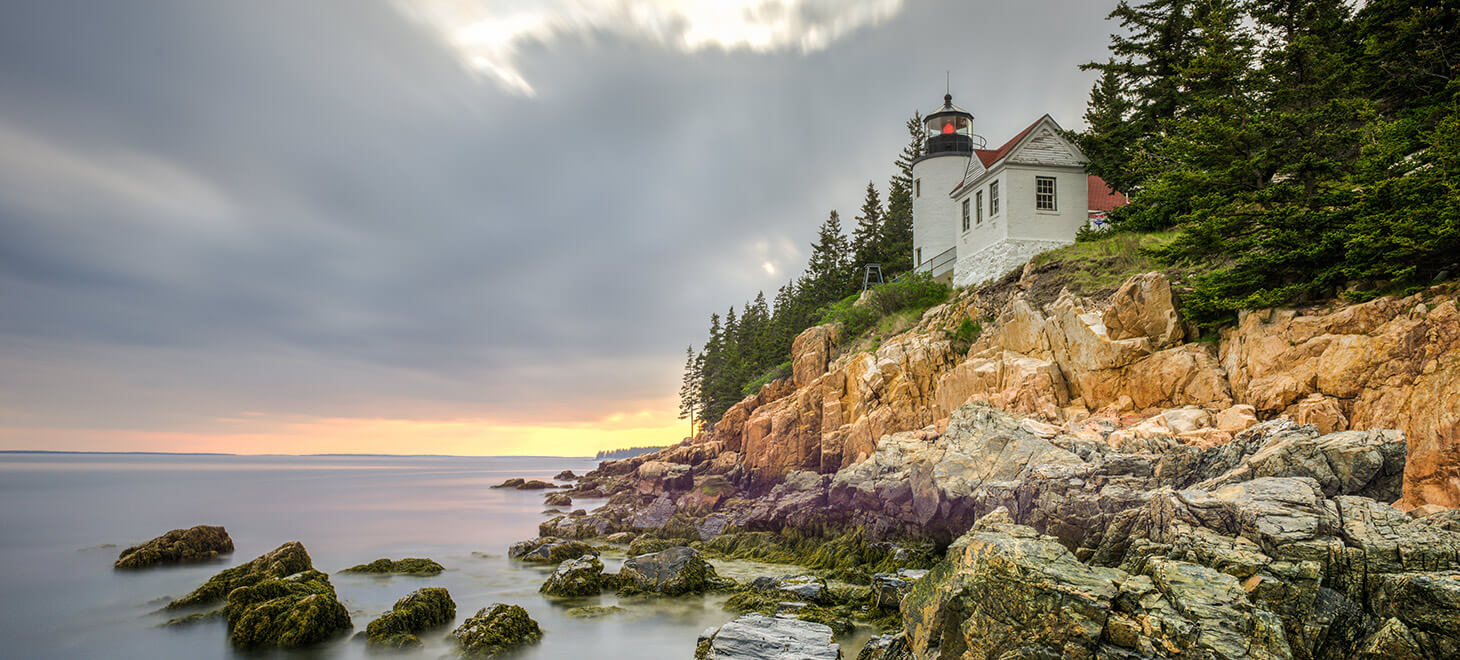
[225, 569, 352, 649]
[115, 525, 233, 569]
[341, 557, 444, 576]
[539, 555, 607, 597]
[452, 603, 542, 657]
[365, 587, 456, 648]
[167, 541, 313, 609]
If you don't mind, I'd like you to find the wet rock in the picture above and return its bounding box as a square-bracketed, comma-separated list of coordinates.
[341, 557, 443, 576]
[695, 613, 840, 660]
[452, 603, 542, 657]
[617, 546, 721, 596]
[364, 587, 455, 648]
[555, 470, 578, 480]
[627, 536, 678, 556]
[225, 569, 352, 649]
[750, 574, 828, 604]
[856, 632, 912, 660]
[507, 537, 598, 563]
[540, 555, 605, 597]
[565, 605, 623, 618]
[695, 513, 732, 541]
[491, 478, 525, 489]
[167, 541, 314, 609]
[544, 493, 572, 507]
[518, 480, 555, 490]
[629, 495, 678, 529]
[871, 569, 927, 610]
[115, 525, 234, 569]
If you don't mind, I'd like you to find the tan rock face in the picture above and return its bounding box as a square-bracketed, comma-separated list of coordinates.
[695, 272, 1459, 508]
[1222, 293, 1460, 507]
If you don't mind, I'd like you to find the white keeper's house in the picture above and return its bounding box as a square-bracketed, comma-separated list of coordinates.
[911, 93, 1126, 287]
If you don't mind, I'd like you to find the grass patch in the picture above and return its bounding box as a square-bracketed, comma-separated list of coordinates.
[1032, 230, 1179, 294]
[741, 361, 792, 398]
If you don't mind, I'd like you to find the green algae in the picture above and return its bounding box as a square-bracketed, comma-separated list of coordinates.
[167, 541, 314, 609]
[365, 587, 455, 648]
[225, 569, 352, 649]
[701, 527, 936, 584]
[452, 603, 542, 657]
[539, 555, 606, 597]
[565, 605, 624, 618]
[341, 557, 444, 576]
[115, 525, 233, 569]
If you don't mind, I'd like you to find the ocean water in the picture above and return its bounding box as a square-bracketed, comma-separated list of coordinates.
[0, 453, 871, 659]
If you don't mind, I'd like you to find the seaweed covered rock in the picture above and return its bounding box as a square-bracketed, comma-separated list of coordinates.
[695, 613, 840, 660]
[856, 632, 912, 660]
[452, 603, 542, 657]
[167, 541, 313, 609]
[365, 587, 456, 648]
[750, 574, 829, 604]
[225, 569, 351, 649]
[115, 525, 234, 569]
[507, 537, 598, 563]
[627, 536, 678, 556]
[341, 557, 444, 576]
[544, 492, 573, 507]
[519, 480, 555, 490]
[540, 555, 606, 597]
[555, 470, 577, 480]
[871, 569, 927, 610]
[617, 546, 721, 596]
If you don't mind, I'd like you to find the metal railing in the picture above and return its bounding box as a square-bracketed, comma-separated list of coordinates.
[914, 246, 956, 277]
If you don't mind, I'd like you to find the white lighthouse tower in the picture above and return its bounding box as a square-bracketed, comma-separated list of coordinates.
[910, 94, 978, 278]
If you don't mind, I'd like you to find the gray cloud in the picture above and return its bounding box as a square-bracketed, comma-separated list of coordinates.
[0, 0, 1116, 442]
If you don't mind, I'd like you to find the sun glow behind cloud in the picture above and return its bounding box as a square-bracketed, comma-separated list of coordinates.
[391, 0, 906, 95]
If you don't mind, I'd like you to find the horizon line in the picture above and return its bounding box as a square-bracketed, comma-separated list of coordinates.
[0, 449, 607, 459]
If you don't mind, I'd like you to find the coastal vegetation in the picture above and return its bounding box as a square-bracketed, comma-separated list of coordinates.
[364, 587, 456, 648]
[1077, 0, 1460, 328]
[593, 446, 671, 460]
[340, 557, 444, 576]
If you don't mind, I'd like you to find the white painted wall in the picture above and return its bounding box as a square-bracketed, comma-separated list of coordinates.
[953, 168, 1008, 265]
[911, 153, 969, 272]
[1002, 164, 1089, 243]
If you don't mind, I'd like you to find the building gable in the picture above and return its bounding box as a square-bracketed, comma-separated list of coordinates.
[1005, 119, 1084, 167]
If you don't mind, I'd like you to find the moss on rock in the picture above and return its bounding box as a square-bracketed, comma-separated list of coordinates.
[539, 555, 606, 597]
[452, 603, 542, 657]
[167, 541, 313, 609]
[508, 537, 599, 563]
[115, 525, 234, 569]
[365, 587, 456, 648]
[628, 536, 678, 556]
[341, 557, 444, 576]
[545, 493, 573, 507]
[616, 546, 726, 596]
[225, 569, 352, 649]
[565, 605, 624, 618]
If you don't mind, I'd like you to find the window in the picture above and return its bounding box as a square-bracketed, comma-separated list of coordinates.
[989, 181, 1000, 216]
[1036, 176, 1057, 211]
[975, 191, 984, 225]
[961, 199, 970, 231]
[914, 178, 921, 197]
[915, 247, 922, 266]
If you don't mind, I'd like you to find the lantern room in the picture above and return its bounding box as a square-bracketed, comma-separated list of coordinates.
[924, 93, 975, 155]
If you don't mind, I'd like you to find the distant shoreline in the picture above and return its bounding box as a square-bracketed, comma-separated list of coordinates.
[0, 450, 598, 459]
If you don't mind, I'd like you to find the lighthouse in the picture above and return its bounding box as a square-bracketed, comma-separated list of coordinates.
[911, 94, 975, 278]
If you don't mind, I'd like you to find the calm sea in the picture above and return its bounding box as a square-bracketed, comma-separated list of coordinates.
[0, 453, 867, 659]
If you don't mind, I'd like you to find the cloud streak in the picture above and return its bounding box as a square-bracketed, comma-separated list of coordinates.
[393, 0, 905, 95]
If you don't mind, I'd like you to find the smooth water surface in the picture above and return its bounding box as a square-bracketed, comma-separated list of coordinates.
[0, 453, 870, 659]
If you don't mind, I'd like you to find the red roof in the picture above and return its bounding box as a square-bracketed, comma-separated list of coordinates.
[1087, 175, 1128, 212]
[973, 116, 1045, 168]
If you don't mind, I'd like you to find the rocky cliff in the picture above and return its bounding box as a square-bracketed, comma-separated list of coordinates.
[686, 271, 1458, 509]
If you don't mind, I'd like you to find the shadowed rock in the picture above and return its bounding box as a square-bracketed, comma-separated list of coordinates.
[115, 525, 233, 569]
[167, 541, 313, 609]
[452, 603, 542, 657]
[225, 569, 351, 649]
[365, 587, 455, 648]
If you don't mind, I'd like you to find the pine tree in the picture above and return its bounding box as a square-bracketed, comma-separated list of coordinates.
[850, 181, 884, 276]
[1075, 68, 1138, 194]
[880, 113, 923, 274]
[801, 210, 853, 309]
[677, 345, 701, 434]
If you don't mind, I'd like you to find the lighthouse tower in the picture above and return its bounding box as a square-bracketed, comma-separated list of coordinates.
[910, 94, 975, 278]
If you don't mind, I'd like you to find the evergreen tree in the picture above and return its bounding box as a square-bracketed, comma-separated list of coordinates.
[801, 210, 853, 309]
[850, 181, 884, 276]
[880, 112, 923, 274]
[1075, 68, 1137, 194]
[677, 345, 700, 434]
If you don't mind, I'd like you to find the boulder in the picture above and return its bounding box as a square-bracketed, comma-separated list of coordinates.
[364, 587, 455, 648]
[518, 480, 555, 490]
[544, 493, 573, 507]
[507, 537, 598, 564]
[453, 603, 542, 657]
[115, 525, 233, 569]
[1102, 271, 1183, 348]
[540, 555, 606, 597]
[871, 569, 927, 610]
[695, 613, 840, 660]
[1194, 428, 1406, 501]
[225, 569, 352, 649]
[555, 470, 578, 480]
[750, 574, 828, 604]
[341, 557, 444, 576]
[856, 632, 912, 660]
[167, 541, 313, 609]
[617, 546, 721, 596]
[491, 478, 525, 489]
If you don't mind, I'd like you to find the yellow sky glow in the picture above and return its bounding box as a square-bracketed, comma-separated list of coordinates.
[0, 404, 689, 456]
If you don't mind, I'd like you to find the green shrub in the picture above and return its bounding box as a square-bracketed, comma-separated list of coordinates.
[948, 318, 981, 355]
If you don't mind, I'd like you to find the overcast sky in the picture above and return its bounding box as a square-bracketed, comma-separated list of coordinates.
[0, 0, 1117, 455]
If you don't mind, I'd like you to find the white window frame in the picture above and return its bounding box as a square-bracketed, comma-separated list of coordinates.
[975, 191, 983, 225]
[989, 181, 1000, 216]
[1035, 176, 1057, 211]
[960, 198, 970, 232]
